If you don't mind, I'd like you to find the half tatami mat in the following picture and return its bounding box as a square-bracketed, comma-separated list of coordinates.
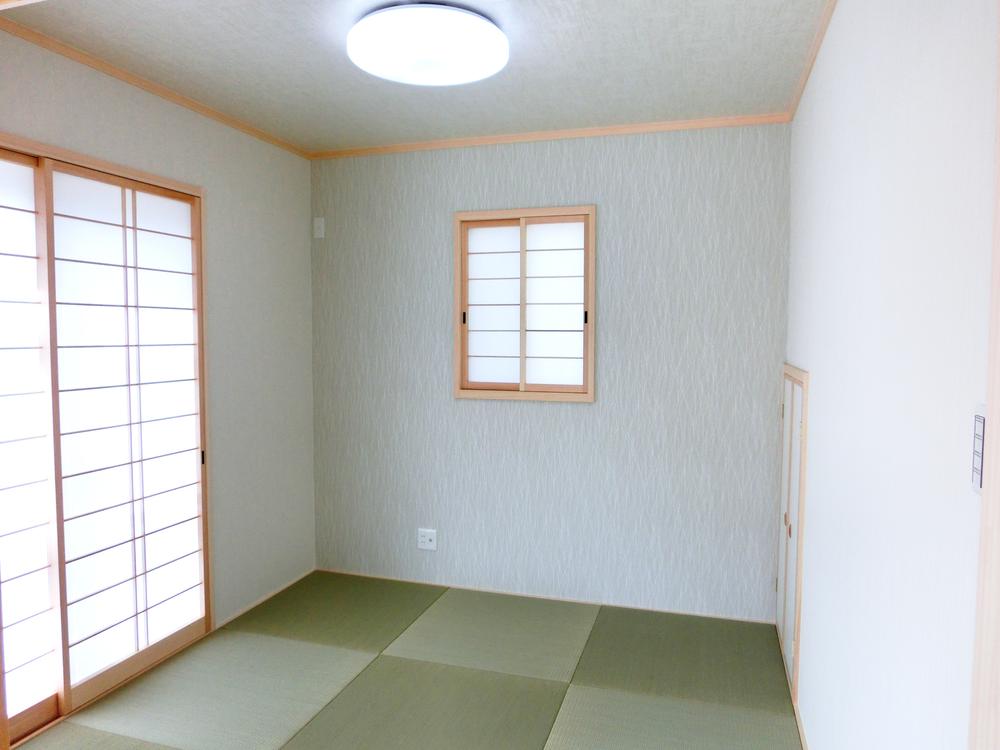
[573, 606, 794, 713]
[544, 684, 802, 750]
[66, 631, 373, 750]
[385, 588, 598, 682]
[223, 572, 446, 652]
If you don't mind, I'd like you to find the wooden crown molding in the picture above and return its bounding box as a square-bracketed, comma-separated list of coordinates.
[0, 1, 48, 9]
[788, 0, 839, 117]
[0, 16, 310, 158]
[308, 112, 792, 160]
[0, 1, 838, 161]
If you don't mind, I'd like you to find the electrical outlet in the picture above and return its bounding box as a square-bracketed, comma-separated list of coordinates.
[417, 527, 437, 551]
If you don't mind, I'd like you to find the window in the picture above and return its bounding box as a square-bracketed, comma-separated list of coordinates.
[0, 147, 208, 743]
[453, 206, 596, 402]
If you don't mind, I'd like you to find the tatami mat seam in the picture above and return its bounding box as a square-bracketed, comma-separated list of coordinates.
[537, 603, 605, 749]
[277, 585, 454, 749]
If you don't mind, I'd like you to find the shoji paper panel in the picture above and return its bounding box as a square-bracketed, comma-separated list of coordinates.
[0, 155, 59, 719]
[525, 220, 585, 386]
[466, 224, 520, 384]
[52, 170, 204, 687]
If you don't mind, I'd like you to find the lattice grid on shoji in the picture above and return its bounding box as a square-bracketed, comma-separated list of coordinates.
[466, 222, 521, 385]
[524, 220, 585, 387]
[458, 208, 594, 401]
[0, 154, 60, 720]
[51, 168, 204, 688]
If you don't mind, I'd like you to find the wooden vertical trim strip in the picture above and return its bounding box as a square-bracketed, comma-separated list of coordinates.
[791, 366, 808, 705]
[452, 218, 465, 396]
[779, 363, 809, 708]
[192, 194, 213, 629]
[969, 7, 1000, 738]
[776, 378, 793, 642]
[585, 208, 596, 396]
[37, 159, 73, 716]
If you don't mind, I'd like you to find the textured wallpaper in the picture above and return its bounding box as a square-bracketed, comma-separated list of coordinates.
[312, 126, 789, 622]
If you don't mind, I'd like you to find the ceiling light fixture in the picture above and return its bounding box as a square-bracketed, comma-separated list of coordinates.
[346, 3, 509, 86]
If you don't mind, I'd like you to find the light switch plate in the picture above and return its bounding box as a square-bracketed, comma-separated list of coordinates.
[417, 527, 437, 551]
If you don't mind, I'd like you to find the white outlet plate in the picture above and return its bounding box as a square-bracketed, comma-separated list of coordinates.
[417, 527, 437, 551]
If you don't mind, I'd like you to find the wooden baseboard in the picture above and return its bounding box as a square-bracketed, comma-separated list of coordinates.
[214, 567, 314, 628]
[315, 565, 776, 626]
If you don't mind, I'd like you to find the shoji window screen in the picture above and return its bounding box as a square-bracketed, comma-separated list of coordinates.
[454, 207, 595, 402]
[0, 149, 208, 746]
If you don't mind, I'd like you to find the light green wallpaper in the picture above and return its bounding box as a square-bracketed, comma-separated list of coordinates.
[311, 125, 789, 621]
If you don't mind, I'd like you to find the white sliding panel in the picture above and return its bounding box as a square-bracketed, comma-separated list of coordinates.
[465, 223, 521, 386]
[525, 220, 585, 387]
[51, 168, 205, 694]
[0, 153, 61, 725]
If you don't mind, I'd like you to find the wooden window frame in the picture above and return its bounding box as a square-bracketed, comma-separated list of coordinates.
[0, 133, 211, 749]
[453, 206, 596, 403]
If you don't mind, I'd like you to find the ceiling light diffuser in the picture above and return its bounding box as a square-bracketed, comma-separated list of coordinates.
[346, 4, 509, 86]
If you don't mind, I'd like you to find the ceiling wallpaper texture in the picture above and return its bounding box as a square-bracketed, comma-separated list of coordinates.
[3, 0, 828, 151]
[311, 124, 790, 622]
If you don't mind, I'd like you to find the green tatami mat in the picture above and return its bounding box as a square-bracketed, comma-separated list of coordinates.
[283, 655, 567, 750]
[224, 572, 445, 651]
[572, 607, 793, 714]
[385, 588, 598, 682]
[544, 685, 802, 750]
[21, 723, 178, 750]
[70, 631, 373, 750]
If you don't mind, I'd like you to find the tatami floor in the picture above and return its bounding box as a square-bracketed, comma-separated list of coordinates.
[21, 573, 802, 750]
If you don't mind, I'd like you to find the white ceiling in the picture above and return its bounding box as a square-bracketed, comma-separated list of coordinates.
[2, 0, 829, 154]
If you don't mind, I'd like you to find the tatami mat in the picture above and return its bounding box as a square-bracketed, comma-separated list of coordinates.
[384, 588, 598, 682]
[68, 631, 373, 750]
[283, 655, 567, 750]
[223, 572, 445, 652]
[544, 685, 802, 750]
[572, 607, 793, 714]
[20, 574, 802, 750]
[20, 723, 178, 750]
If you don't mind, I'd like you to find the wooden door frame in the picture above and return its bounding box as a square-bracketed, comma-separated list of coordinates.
[780, 363, 809, 705]
[969, 28, 1000, 738]
[0, 131, 213, 746]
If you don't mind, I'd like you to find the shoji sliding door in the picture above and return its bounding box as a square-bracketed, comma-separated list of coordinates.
[0, 151, 209, 745]
[0, 150, 61, 741]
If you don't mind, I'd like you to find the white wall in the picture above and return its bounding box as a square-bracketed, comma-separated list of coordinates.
[0, 32, 317, 624]
[312, 126, 790, 622]
[788, 1, 996, 747]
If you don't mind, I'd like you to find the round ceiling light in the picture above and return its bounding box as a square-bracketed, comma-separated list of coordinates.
[346, 4, 509, 86]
